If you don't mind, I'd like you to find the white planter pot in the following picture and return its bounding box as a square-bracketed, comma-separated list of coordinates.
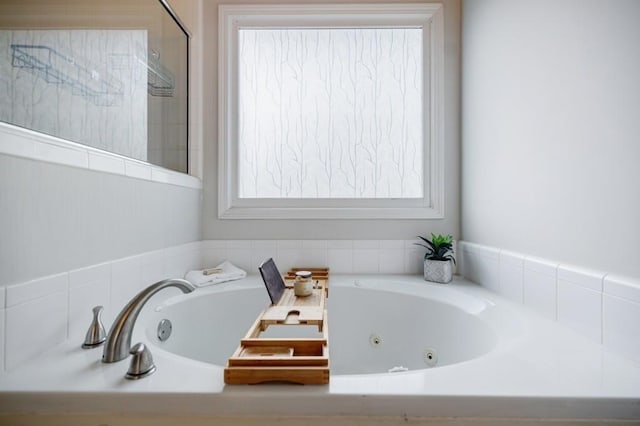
[423, 259, 453, 283]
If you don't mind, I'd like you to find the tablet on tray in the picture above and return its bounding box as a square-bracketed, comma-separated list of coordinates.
[258, 258, 285, 305]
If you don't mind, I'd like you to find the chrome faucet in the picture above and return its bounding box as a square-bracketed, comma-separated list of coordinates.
[102, 278, 196, 363]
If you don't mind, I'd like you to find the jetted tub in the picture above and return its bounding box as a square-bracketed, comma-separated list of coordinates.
[1, 275, 639, 422]
[144, 277, 500, 375]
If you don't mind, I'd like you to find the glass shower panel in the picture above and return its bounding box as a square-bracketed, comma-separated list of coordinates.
[0, 0, 188, 174]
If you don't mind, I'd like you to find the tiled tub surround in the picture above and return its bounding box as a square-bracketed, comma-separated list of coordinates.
[0, 240, 639, 421]
[1, 242, 202, 373]
[459, 241, 640, 363]
[3, 238, 640, 375]
[0, 239, 425, 374]
[1, 275, 639, 422]
[201, 239, 427, 276]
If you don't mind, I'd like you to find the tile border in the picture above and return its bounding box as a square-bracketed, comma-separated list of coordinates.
[458, 240, 640, 362]
[3, 238, 639, 372]
[0, 122, 202, 190]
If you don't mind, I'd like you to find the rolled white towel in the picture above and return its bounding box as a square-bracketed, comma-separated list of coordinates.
[184, 261, 247, 287]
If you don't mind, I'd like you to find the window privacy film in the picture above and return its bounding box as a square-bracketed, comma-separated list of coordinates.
[238, 28, 423, 199]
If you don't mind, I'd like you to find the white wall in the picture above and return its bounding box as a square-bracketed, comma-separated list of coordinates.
[0, 0, 203, 287]
[201, 0, 461, 240]
[462, 0, 640, 278]
[0, 152, 201, 286]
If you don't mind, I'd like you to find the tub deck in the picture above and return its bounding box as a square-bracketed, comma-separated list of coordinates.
[0, 275, 639, 422]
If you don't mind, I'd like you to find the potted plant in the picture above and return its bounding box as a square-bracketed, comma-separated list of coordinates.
[416, 234, 456, 283]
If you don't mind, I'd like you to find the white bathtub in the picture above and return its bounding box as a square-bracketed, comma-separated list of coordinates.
[1, 275, 639, 422]
[145, 278, 500, 375]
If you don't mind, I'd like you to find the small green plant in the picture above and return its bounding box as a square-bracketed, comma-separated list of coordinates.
[416, 233, 456, 264]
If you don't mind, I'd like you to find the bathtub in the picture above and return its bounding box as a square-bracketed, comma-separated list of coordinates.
[146, 277, 500, 375]
[1, 275, 639, 422]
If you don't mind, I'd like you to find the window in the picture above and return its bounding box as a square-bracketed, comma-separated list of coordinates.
[219, 4, 444, 219]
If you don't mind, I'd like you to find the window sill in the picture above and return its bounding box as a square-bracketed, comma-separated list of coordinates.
[218, 205, 444, 220]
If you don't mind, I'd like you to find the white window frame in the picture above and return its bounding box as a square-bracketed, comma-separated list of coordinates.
[218, 3, 444, 219]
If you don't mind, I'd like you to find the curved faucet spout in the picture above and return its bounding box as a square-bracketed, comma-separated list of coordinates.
[102, 278, 196, 363]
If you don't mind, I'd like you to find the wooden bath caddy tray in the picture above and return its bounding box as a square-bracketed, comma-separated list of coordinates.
[224, 267, 330, 385]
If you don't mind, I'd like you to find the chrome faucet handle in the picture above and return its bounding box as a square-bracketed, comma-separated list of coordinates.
[82, 306, 107, 349]
[125, 342, 156, 380]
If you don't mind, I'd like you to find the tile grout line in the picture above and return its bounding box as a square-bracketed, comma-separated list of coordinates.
[2, 307, 5, 373]
[66, 273, 71, 341]
[601, 273, 609, 345]
[554, 263, 560, 322]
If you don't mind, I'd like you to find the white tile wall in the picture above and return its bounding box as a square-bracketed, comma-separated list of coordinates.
[0, 122, 202, 190]
[379, 240, 406, 274]
[523, 256, 558, 320]
[353, 248, 380, 274]
[603, 275, 640, 362]
[557, 278, 603, 343]
[0, 296, 6, 374]
[6, 273, 68, 307]
[6, 286, 68, 371]
[604, 275, 640, 303]
[5, 238, 639, 374]
[499, 250, 524, 303]
[68, 263, 111, 343]
[201, 239, 227, 268]
[88, 152, 126, 175]
[328, 241, 355, 273]
[226, 240, 253, 273]
[110, 255, 143, 317]
[558, 265, 604, 292]
[379, 250, 405, 274]
[0, 241, 202, 373]
[0, 239, 427, 373]
[299, 240, 328, 268]
[250, 240, 278, 271]
[459, 241, 640, 362]
[140, 250, 169, 286]
[404, 240, 424, 276]
[459, 242, 500, 293]
[556, 265, 605, 343]
[34, 140, 88, 169]
[198, 239, 424, 276]
[327, 248, 353, 273]
[124, 161, 152, 181]
[603, 294, 640, 363]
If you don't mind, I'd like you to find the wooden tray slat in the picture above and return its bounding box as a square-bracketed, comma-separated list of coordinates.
[224, 268, 330, 385]
[224, 366, 330, 385]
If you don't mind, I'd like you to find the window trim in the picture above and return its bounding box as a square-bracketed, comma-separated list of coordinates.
[218, 3, 444, 219]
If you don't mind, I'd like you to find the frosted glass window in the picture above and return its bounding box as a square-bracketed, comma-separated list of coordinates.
[218, 4, 444, 219]
[238, 28, 423, 199]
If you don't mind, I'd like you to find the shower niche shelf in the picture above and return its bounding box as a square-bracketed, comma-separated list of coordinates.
[11, 44, 124, 106]
[224, 267, 330, 385]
